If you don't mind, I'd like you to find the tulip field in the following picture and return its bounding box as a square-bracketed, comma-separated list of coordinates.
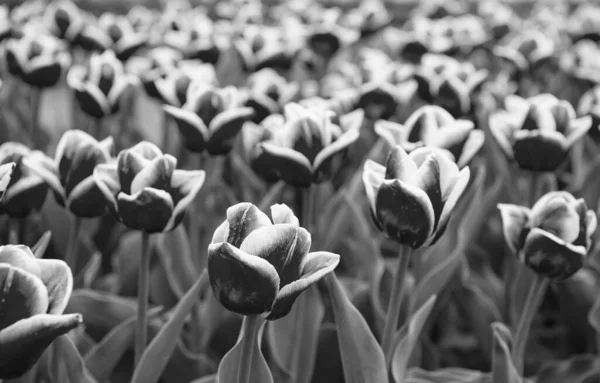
[3, 0, 600, 382]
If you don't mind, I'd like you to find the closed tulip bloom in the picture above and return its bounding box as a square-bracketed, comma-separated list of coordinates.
[94, 142, 205, 233]
[244, 69, 300, 123]
[154, 64, 217, 107]
[0, 245, 81, 379]
[67, 50, 134, 119]
[208, 202, 340, 320]
[45, 0, 84, 41]
[0, 143, 48, 218]
[489, 94, 592, 171]
[164, 84, 254, 155]
[498, 191, 597, 280]
[357, 81, 414, 121]
[493, 30, 555, 74]
[98, 13, 146, 61]
[253, 103, 363, 187]
[24, 130, 114, 218]
[127, 47, 182, 101]
[363, 146, 470, 248]
[4, 34, 70, 88]
[0, 163, 15, 202]
[375, 105, 484, 168]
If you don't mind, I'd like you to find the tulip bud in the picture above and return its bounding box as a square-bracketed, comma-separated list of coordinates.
[499, 191, 597, 280]
[363, 145, 470, 248]
[208, 202, 340, 320]
[0, 245, 80, 379]
[94, 141, 205, 233]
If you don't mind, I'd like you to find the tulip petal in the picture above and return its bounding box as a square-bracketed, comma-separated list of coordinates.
[375, 179, 435, 248]
[1, 176, 48, 218]
[22, 152, 65, 201]
[164, 105, 210, 153]
[23, 61, 63, 88]
[67, 175, 107, 217]
[164, 170, 206, 232]
[522, 228, 586, 281]
[0, 313, 82, 379]
[0, 264, 49, 330]
[130, 142, 163, 160]
[414, 155, 443, 228]
[313, 128, 360, 183]
[130, 155, 177, 194]
[498, 204, 531, 255]
[530, 194, 580, 244]
[206, 107, 255, 155]
[456, 129, 484, 168]
[488, 113, 517, 158]
[564, 116, 593, 148]
[384, 146, 418, 183]
[117, 188, 174, 233]
[513, 131, 568, 171]
[0, 245, 41, 277]
[93, 164, 120, 214]
[73, 83, 111, 118]
[240, 225, 311, 287]
[374, 120, 405, 147]
[362, 159, 386, 216]
[207, 242, 280, 316]
[0, 163, 15, 201]
[117, 149, 150, 194]
[270, 204, 299, 226]
[36, 259, 73, 315]
[259, 143, 313, 187]
[266, 251, 339, 320]
[224, 202, 273, 248]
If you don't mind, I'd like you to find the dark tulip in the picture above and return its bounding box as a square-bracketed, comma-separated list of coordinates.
[208, 202, 339, 320]
[127, 47, 182, 101]
[67, 50, 134, 119]
[489, 94, 592, 172]
[45, 1, 84, 40]
[493, 30, 555, 74]
[94, 141, 205, 233]
[499, 191, 597, 280]
[0, 162, 15, 202]
[244, 69, 300, 123]
[375, 105, 484, 168]
[308, 30, 342, 59]
[24, 130, 114, 218]
[154, 63, 217, 107]
[363, 146, 470, 248]
[98, 13, 146, 61]
[164, 84, 254, 155]
[0, 143, 48, 218]
[357, 82, 403, 120]
[0, 245, 81, 379]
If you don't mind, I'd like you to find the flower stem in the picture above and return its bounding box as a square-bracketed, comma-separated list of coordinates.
[135, 232, 152, 366]
[511, 272, 549, 375]
[237, 315, 263, 383]
[65, 216, 80, 272]
[8, 219, 19, 244]
[301, 185, 316, 232]
[30, 87, 40, 149]
[381, 245, 412, 364]
[162, 108, 170, 154]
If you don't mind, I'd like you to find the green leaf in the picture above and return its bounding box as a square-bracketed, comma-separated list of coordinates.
[191, 374, 217, 383]
[155, 226, 200, 299]
[266, 284, 323, 383]
[406, 367, 485, 383]
[131, 271, 208, 383]
[32, 231, 52, 259]
[53, 335, 97, 383]
[491, 322, 522, 383]
[65, 289, 137, 334]
[74, 252, 102, 289]
[216, 318, 274, 383]
[325, 273, 388, 383]
[391, 295, 437, 382]
[535, 354, 600, 383]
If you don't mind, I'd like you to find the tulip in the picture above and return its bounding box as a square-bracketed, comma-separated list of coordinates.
[493, 30, 555, 75]
[208, 202, 340, 320]
[375, 105, 484, 168]
[250, 103, 363, 187]
[24, 130, 114, 218]
[163, 84, 254, 155]
[94, 141, 205, 233]
[363, 145, 470, 248]
[154, 63, 217, 107]
[577, 85, 600, 141]
[559, 40, 600, 86]
[127, 47, 182, 102]
[0, 162, 15, 202]
[163, 26, 221, 64]
[67, 50, 135, 119]
[45, 0, 84, 41]
[243, 69, 300, 123]
[489, 94, 592, 172]
[98, 13, 146, 61]
[498, 191, 596, 281]
[0, 245, 81, 379]
[0, 143, 48, 218]
[356, 81, 405, 121]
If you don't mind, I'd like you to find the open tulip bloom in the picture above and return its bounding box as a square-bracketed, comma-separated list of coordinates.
[489, 94, 592, 172]
[375, 105, 484, 168]
[208, 202, 340, 320]
[24, 130, 114, 218]
[94, 141, 205, 233]
[0, 245, 81, 379]
[363, 145, 470, 248]
[499, 191, 597, 281]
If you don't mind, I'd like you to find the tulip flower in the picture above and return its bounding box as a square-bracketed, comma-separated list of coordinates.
[208, 202, 340, 320]
[154, 63, 217, 107]
[363, 145, 470, 248]
[45, 0, 84, 41]
[98, 13, 146, 61]
[94, 141, 205, 233]
[577, 85, 600, 141]
[163, 26, 221, 64]
[4, 33, 70, 88]
[0, 162, 15, 202]
[127, 47, 182, 102]
[67, 50, 135, 119]
[243, 69, 300, 123]
[375, 105, 484, 168]
[499, 191, 597, 281]
[493, 30, 555, 75]
[489, 94, 592, 171]
[163, 84, 254, 155]
[0, 143, 48, 218]
[250, 103, 363, 187]
[559, 40, 600, 85]
[0, 245, 81, 379]
[24, 130, 114, 218]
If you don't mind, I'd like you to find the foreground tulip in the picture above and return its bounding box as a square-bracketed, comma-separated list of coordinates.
[164, 84, 254, 155]
[489, 94, 592, 172]
[375, 105, 484, 168]
[94, 141, 205, 233]
[25, 130, 114, 218]
[0, 143, 48, 218]
[363, 145, 470, 248]
[208, 202, 340, 320]
[499, 191, 596, 281]
[0, 245, 81, 379]
[0, 162, 15, 202]
[251, 103, 363, 187]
